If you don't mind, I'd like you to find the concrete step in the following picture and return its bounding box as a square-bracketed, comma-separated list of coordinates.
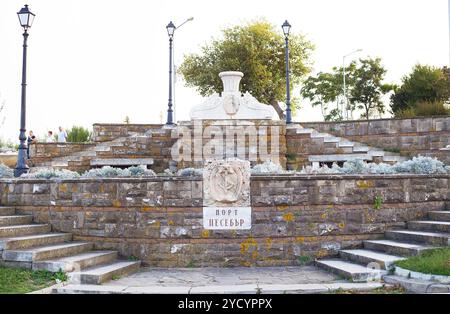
[382, 156, 407, 163]
[310, 132, 330, 139]
[408, 220, 450, 233]
[364, 239, 437, 256]
[33, 251, 118, 272]
[338, 142, 355, 148]
[322, 137, 341, 143]
[0, 224, 51, 238]
[0, 207, 16, 216]
[50, 161, 69, 167]
[69, 261, 141, 285]
[352, 146, 370, 153]
[339, 249, 404, 270]
[296, 128, 315, 135]
[2, 242, 93, 262]
[315, 259, 385, 282]
[0, 215, 33, 226]
[367, 150, 385, 157]
[309, 154, 372, 163]
[428, 211, 450, 222]
[385, 230, 450, 246]
[0, 233, 73, 251]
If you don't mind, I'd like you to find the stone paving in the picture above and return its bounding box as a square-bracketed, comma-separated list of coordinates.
[53, 266, 393, 294]
[106, 266, 340, 287]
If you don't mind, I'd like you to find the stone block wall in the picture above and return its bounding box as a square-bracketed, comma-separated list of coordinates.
[285, 129, 356, 170]
[92, 124, 164, 142]
[29, 143, 96, 164]
[0, 174, 448, 267]
[301, 116, 450, 164]
[93, 120, 286, 172]
[96, 128, 176, 173]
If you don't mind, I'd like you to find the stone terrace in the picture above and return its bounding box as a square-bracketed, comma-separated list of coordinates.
[0, 174, 448, 267]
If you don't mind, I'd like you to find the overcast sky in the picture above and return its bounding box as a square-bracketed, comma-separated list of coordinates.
[0, 0, 449, 142]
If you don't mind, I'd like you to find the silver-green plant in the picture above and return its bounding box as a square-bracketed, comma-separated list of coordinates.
[251, 160, 285, 174]
[0, 163, 13, 178]
[177, 167, 203, 177]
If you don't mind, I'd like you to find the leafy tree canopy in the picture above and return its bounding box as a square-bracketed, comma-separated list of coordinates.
[301, 57, 393, 120]
[178, 19, 314, 119]
[390, 64, 450, 115]
[348, 57, 394, 120]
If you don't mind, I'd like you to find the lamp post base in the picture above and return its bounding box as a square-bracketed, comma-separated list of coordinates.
[14, 148, 29, 177]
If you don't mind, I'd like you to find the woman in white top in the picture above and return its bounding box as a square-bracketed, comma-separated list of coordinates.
[46, 131, 55, 143]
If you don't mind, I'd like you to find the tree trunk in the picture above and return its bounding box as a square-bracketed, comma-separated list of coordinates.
[270, 100, 286, 120]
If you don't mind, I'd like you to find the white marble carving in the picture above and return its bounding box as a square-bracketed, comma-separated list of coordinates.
[190, 71, 276, 120]
[203, 158, 250, 207]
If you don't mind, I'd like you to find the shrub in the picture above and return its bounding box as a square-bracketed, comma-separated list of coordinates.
[298, 156, 450, 175]
[0, 138, 18, 152]
[82, 166, 156, 178]
[127, 166, 157, 177]
[66, 126, 92, 143]
[300, 164, 341, 175]
[339, 159, 368, 174]
[393, 156, 448, 174]
[251, 160, 285, 174]
[177, 168, 203, 177]
[396, 101, 450, 118]
[0, 163, 13, 178]
[21, 169, 80, 179]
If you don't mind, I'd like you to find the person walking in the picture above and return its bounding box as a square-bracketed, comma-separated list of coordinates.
[58, 126, 68, 143]
[26, 130, 36, 159]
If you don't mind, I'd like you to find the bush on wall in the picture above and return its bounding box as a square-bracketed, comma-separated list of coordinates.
[300, 157, 450, 175]
[0, 163, 13, 178]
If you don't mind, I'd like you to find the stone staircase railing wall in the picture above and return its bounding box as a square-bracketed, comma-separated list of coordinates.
[92, 124, 166, 142]
[0, 174, 448, 267]
[31, 121, 286, 173]
[300, 116, 450, 164]
[29, 143, 96, 165]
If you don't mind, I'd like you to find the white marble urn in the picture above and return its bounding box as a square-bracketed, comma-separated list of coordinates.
[189, 71, 276, 120]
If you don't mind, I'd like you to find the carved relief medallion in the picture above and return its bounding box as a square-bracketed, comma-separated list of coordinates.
[203, 159, 250, 207]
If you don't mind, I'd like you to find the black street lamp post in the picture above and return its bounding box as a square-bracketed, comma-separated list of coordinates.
[14, 4, 35, 177]
[166, 21, 176, 125]
[282, 20, 292, 124]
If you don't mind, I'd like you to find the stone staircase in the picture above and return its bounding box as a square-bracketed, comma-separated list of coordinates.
[316, 206, 450, 282]
[295, 126, 408, 167]
[31, 133, 151, 173]
[0, 207, 140, 284]
[30, 123, 410, 173]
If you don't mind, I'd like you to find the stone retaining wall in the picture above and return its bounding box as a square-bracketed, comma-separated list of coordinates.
[29, 143, 96, 164]
[92, 120, 286, 172]
[1, 174, 448, 267]
[92, 124, 164, 142]
[301, 116, 450, 164]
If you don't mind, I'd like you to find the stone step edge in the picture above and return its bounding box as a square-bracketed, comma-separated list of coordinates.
[69, 261, 141, 285]
[52, 282, 386, 294]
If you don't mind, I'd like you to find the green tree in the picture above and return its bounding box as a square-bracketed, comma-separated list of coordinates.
[347, 57, 394, 120]
[179, 20, 314, 119]
[301, 71, 343, 121]
[124, 116, 130, 124]
[301, 58, 392, 120]
[66, 126, 92, 143]
[390, 64, 450, 115]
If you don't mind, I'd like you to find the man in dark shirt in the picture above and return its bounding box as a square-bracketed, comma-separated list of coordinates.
[27, 130, 36, 159]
